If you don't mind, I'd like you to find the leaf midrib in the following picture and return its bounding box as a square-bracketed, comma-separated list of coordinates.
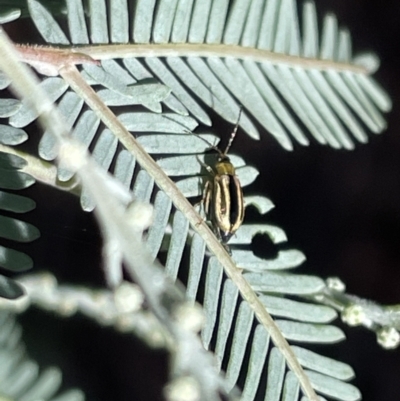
[20, 42, 368, 74]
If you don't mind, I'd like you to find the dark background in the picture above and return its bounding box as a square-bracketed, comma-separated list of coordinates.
[248, 1, 400, 400]
[3, 1, 400, 400]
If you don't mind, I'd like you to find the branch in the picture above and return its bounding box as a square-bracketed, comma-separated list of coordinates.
[15, 42, 369, 75]
[4, 272, 168, 348]
[0, 143, 80, 194]
[307, 277, 400, 349]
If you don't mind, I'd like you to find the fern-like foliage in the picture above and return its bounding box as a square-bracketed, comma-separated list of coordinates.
[28, 0, 392, 151]
[0, 73, 39, 299]
[0, 311, 85, 401]
[0, 0, 391, 400]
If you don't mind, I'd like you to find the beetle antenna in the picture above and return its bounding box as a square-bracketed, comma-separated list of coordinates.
[185, 130, 224, 157]
[223, 106, 242, 156]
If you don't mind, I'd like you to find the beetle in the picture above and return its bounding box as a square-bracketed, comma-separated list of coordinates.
[196, 109, 245, 244]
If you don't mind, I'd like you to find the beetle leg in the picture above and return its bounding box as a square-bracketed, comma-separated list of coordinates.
[194, 180, 212, 227]
[202, 180, 212, 216]
[194, 155, 214, 217]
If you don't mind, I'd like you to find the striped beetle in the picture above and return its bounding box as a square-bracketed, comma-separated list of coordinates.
[196, 109, 245, 244]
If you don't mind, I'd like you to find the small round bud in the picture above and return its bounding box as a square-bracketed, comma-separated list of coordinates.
[125, 201, 154, 231]
[164, 376, 200, 401]
[377, 327, 400, 349]
[342, 305, 365, 326]
[326, 277, 346, 292]
[173, 302, 204, 333]
[58, 140, 87, 171]
[114, 281, 144, 314]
